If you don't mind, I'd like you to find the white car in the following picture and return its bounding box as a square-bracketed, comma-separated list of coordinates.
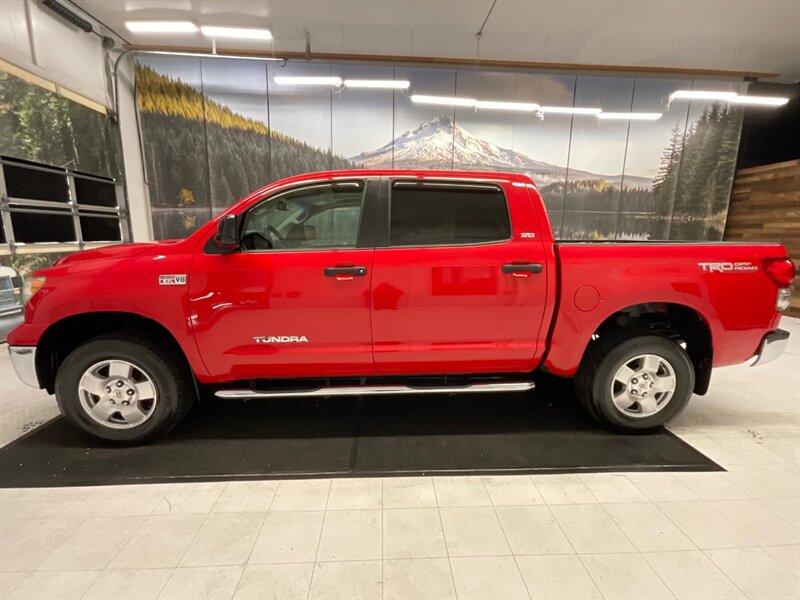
[0, 266, 24, 317]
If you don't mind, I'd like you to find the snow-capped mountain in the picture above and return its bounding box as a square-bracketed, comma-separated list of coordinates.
[349, 115, 651, 188]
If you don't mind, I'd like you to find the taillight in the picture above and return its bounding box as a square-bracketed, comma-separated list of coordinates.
[762, 257, 796, 288]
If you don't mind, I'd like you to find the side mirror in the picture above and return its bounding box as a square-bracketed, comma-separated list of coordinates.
[216, 215, 239, 249]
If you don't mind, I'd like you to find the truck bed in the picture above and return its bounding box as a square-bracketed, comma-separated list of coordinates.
[543, 241, 787, 376]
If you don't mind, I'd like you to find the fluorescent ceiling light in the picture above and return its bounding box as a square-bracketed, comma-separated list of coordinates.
[144, 51, 283, 61]
[475, 100, 540, 112]
[344, 79, 410, 89]
[273, 76, 343, 86]
[125, 21, 198, 33]
[669, 90, 789, 107]
[410, 95, 477, 107]
[540, 106, 602, 115]
[200, 26, 272, 40]
[729, 95, 789, 106]
[670, 90, 738, 102]
[597, 112, 662, 120]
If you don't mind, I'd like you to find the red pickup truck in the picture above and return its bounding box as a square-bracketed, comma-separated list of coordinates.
[8, 170, 794, 443]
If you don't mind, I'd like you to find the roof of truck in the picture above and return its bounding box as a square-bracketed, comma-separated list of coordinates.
[271, 169, 536, 185]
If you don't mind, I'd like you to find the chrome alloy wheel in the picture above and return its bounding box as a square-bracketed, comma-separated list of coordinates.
[610, 354, 677, 418]
[78, 359, 158, 429]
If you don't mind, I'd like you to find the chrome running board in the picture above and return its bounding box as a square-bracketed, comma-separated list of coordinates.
[214, 381, 534, 400]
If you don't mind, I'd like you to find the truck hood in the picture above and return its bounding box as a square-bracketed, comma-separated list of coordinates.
[56, 242, 174, 265]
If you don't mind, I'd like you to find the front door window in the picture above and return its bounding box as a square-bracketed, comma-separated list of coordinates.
[241, 182, 364, 251]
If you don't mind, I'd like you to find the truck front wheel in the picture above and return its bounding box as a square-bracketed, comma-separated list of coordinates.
[576, 331, 694, 432]
[54, 334, 195, 444]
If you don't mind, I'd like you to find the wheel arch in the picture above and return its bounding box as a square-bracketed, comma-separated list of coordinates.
[35, 311, 195, 394]
[578, 302, 714, 395]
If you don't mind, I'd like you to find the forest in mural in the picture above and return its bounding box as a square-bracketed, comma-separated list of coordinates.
[0, 71, 122, 180]
[136, 64, 352, 238]
[651, 106, 743, 239]
[134, 57, 744, 241]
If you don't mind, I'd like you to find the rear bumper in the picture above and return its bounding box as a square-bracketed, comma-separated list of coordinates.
[751, 329, 790, 366]
[8, 346, 39, 388]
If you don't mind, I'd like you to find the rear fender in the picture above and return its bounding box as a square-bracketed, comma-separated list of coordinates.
[543, 296, 718, 378]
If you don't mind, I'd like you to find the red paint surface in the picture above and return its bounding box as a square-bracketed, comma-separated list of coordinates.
[8, 170, 792, 384]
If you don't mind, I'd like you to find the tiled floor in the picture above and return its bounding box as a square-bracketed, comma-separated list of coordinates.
[0, 317, 797, 599]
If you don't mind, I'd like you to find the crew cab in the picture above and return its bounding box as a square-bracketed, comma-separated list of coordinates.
[7, 170, 794, 443]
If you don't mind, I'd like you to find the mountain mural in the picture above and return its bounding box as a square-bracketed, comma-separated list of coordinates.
[349, 115, 652, 189]
[133, 58, 740, 243]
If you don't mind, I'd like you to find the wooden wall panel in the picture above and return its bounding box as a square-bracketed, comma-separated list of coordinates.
[725, 160, 800, 317]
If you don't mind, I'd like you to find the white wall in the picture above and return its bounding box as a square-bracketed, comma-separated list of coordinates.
[115, 54, 152, 241]
[0, 0, 109, 104]
[0, 0, 153, 241]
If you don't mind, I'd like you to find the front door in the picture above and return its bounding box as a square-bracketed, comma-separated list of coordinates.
[189, 180, 376, 381]
[370, 179, 549, 374]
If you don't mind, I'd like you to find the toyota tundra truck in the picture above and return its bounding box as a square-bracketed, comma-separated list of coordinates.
[7, 170, 795, 443]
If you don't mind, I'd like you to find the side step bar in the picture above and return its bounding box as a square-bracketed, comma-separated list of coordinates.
[214, 381, 534, 400]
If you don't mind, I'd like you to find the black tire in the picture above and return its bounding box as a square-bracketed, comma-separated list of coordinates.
[55, 334, 195, 444]
[575, 329, 694, 432]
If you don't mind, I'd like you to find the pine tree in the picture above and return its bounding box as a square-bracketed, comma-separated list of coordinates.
[652, 124, 684, 219]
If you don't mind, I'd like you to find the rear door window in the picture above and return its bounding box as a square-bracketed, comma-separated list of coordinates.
[389, 183, 510, 247]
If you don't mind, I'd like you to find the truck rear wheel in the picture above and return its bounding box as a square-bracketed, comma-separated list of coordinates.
[576, 331, 694, 432]
[55, 334, 195, 444]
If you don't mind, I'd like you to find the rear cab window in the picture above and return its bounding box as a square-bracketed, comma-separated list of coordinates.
[389, 181, 511, 247]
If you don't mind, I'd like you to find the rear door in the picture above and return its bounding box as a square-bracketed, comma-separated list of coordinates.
[370, 178, 549, 374]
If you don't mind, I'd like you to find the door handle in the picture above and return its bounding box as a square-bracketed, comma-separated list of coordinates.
[324, 266, 367, 280]
[502, 263, 543, 278]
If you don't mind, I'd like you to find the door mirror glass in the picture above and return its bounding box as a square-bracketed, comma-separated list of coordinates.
[216, 214, 239, 249]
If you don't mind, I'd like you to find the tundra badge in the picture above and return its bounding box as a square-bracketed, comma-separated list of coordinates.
[254, 336, 309, 344]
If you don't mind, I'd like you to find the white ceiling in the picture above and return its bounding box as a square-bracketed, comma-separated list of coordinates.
[72, 0, 800, 81]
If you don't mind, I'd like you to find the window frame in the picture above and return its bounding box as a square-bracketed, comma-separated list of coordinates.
[237, 179, 370, 254]
[386, 179, 513, 249]
[0, 156, 129, 255]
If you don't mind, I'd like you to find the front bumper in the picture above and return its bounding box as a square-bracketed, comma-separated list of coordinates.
[752, 329, 790, 366]
[8, 346, 39, 388]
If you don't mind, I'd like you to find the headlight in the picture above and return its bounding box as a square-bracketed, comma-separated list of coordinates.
[22, 276, 46, 305]
[776, 288, 791, 312]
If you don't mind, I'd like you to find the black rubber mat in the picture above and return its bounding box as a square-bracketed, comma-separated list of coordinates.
[0, 376, 720, 487]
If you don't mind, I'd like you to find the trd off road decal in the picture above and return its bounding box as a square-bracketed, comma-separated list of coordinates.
[698, 262, 758, 273]
[158, 274, 187, 285]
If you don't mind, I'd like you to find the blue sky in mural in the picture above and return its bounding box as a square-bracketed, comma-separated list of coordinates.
[623, 78, 691, 180]
[201, 58, 268, 126]
[332, 63, 395, 158]
[267, 61, 333, 151]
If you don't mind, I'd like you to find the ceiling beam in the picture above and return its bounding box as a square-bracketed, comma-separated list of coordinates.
[122, 44, 778, 80]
